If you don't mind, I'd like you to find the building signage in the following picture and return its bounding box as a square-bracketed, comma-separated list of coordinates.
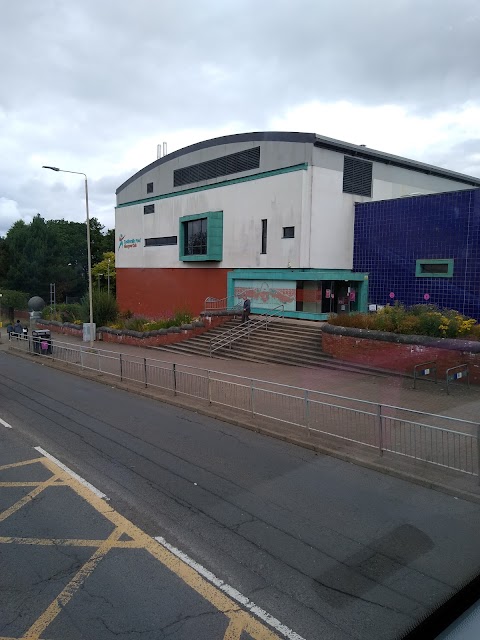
[118, 234, 141, 250]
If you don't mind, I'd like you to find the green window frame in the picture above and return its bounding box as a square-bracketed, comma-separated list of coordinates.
[415, 259, 454, 278]
[179, 211, 223, 262]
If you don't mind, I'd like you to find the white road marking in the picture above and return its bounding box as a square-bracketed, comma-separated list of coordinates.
[154, 535, 306, 640]
[0, 418, 13, 429]
[34, 446, 109, 500]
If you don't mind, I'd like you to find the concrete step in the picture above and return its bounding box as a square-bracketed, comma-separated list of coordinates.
[153, 318, 402, 379]
[158, 339, 330, 366]
[196, 332, 322, 349]
[156, 342, 394, 377]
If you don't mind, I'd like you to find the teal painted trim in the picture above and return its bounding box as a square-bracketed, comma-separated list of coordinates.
[250, 309, 330, 321]
[227, 269, 370, 312]
[357, 277, 369, 313]
[230, 268, 368, 281]
[116, 163, 308, 209]
[179, 211, 223, 262]
[415, 258, 454, 278]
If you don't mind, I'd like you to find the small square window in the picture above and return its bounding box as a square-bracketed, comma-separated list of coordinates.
[144, 204, 154, 215]
[283, 226, 295, 239]
[146, 182, 153, 193]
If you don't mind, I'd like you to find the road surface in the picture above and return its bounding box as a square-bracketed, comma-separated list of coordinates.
[1, 350, 480, 639]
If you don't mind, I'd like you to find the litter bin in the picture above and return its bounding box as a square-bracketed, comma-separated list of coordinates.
[32, 329, 52, 355]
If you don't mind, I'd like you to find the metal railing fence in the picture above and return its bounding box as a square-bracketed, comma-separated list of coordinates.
[204, 288, 250, 314]
[12, 336, 480, 480]
[210, 304, 285, 355]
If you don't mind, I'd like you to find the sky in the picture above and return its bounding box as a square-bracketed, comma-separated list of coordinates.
[1, 0, 480, 237]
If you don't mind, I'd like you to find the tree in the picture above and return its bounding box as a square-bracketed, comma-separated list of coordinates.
[0, 237, 9, 285]
[89, 218, 114, 265]
[91, 252, 116, 293]
[3, 215, 115, 303]
[0, 289, 29, 320]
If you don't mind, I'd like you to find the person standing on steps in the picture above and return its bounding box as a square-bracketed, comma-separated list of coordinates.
[242, 296, 251, 324]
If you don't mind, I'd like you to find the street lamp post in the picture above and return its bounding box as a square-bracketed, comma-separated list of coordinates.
[42, 166, 94, 347]
[107, 259, 110, 296]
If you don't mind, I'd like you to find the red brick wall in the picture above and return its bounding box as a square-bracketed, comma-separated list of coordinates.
[322, 333, 480, 383]
[116, 268, 231, 317]
[13, 310, 30, 320]
[36, 315, 231, 348]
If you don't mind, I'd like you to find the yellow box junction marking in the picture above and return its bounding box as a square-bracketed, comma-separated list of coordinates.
[0, 456, 281, 640]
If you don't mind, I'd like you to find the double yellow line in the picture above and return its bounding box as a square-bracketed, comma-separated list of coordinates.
[0, 456, 280, 640]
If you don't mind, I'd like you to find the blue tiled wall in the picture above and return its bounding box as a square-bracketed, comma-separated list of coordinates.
[353, 189, 480, 319]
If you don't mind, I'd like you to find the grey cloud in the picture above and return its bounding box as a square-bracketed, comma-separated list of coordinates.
[1, 0, 479, 237]
[3, 1, 479, 123]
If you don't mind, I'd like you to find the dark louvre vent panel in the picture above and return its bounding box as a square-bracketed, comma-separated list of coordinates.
[145, 236, 177, 247]
[174, 147, 260, 187]
[343, 156, 373, 197]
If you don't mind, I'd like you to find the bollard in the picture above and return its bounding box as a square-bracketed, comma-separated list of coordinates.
[477, 424, 480, 486]
[377, 404, 383, 455]
[304, 390, 310, 431]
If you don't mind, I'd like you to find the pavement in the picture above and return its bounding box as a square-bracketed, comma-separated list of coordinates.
[2, 352, 480, 639]
[11, 327, 480, 423]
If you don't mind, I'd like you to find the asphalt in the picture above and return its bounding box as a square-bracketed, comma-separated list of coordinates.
[2, 351, 480, 639]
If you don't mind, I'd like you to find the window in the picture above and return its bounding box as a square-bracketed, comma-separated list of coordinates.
[261, 219, 267, 254]
[184, 218, 208, 255]
[179, 211, 223, 261]
[343, 156, 373, 197]
[146, 182, 153, 193]
[145, 236, 177, 247]
[283, 226, 295, 239]
[416, 259, 454, 277]
[174, 147, 260, 187]
[144, 204, 155, 214]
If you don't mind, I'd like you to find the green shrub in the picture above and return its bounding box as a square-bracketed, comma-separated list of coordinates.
[327, 303, 479, 339]
[42, 303, 83, 323]
[408, 303, 440, 316]
[172, 308, 193, 326]
[124, 317, 149, 331]
[80, 290, 118, 327]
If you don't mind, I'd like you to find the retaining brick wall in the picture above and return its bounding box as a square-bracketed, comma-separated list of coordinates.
[35, 314, 232, 348]
[322, 326, 480, 384]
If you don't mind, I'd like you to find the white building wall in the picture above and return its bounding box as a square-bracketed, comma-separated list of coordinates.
[116, 144, 477, 273]
[116, 169, 307, 270]
[309, 149, 476, 270]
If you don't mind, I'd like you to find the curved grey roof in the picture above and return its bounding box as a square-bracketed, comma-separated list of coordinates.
[116, 131, 480, 194]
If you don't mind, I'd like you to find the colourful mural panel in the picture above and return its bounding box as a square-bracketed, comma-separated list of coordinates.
[234, 280, 296, 311]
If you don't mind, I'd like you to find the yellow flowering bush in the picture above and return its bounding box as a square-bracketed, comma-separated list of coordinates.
[329, 303, 479, 339]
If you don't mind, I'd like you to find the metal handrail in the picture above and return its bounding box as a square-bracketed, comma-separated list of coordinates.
[204, 288, 250, 315]
[210, 305, 284, 355]
[11, 335, 480, 477]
